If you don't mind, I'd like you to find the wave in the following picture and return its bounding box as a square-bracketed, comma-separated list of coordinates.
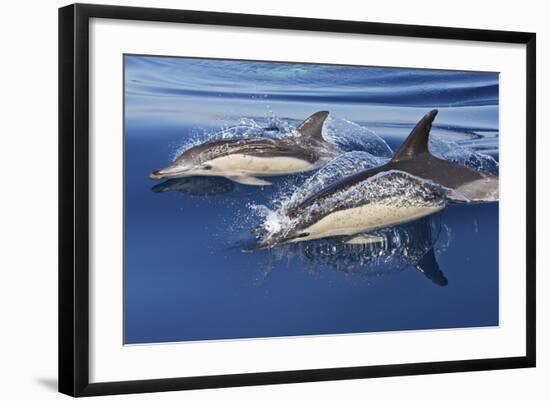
[125, 55, 499, 108]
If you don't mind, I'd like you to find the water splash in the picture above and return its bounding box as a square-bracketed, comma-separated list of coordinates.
[324, 117, 393, 156]
[430, 135, 499, 175]
[168, 114, 395, 162]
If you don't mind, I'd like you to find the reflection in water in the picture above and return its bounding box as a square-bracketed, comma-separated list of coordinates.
[256, 214, 450, 286]
[152, 176, 235, 197]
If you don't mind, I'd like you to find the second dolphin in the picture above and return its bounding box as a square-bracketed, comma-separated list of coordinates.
[150, 111, 338, 185]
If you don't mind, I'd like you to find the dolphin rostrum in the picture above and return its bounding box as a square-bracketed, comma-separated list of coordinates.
[253, 109, 498, 247]
[150, 111, 339, 185]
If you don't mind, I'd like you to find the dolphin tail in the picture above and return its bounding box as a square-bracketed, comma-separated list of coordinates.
[391, 109, 438, 161]
[295, 111, 330, 142]
[415, 248, 448, 286]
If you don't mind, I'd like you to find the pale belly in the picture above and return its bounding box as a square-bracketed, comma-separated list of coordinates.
[292, 202, 444, 242]
[207, 154, 314, 176]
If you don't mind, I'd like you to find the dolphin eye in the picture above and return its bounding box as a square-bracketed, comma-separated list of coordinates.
[202, 165, 212, 170]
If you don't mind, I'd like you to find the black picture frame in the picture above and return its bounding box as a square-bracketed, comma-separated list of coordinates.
[59, 3, 536, 397]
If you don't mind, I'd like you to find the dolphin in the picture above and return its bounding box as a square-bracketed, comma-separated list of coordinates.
[149, 111, 339, 185]
[252, 109, 498, 248]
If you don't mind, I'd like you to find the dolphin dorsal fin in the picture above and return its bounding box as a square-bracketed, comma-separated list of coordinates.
[295, 111, 329, 141]
[392, 109, 438, 161]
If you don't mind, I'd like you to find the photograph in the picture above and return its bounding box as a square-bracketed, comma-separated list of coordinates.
[123, 55, 500, 344]
[0, 0, 541, 399]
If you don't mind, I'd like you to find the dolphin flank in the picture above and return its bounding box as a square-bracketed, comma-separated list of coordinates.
[252, 109, 499, 248]
[149, 111, 339, 185]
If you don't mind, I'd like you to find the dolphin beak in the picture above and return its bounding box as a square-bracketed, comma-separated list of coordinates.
[149, 166, 189, 180]
[149, 169, 165, 179]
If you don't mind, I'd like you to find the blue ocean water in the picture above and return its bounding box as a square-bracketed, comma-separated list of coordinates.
[124, 55, 499, 344]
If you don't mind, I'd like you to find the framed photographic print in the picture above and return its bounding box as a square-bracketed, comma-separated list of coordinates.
[58, 3, 536, 397]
